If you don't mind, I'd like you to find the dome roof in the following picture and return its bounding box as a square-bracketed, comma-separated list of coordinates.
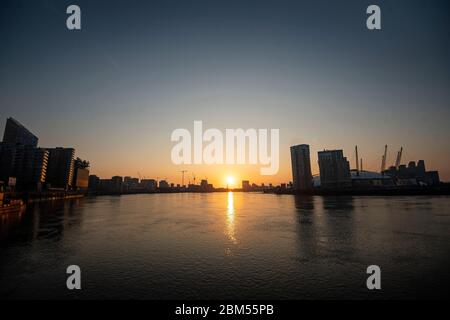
[350, 170, 390, 180]
[312, 170, 390, 187]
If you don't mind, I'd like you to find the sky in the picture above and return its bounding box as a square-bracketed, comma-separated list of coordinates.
[1, 0, 449, 186]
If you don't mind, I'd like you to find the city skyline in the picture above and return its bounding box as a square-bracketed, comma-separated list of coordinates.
[1, 0, 449, 186]
[0, 116, 445, 189]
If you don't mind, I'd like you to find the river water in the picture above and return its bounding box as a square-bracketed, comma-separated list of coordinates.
[1, 193, 449, 299]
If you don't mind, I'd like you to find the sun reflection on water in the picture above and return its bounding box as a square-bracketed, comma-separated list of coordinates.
[226, 191, 237, 245]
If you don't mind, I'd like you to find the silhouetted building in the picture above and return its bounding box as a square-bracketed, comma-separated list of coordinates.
[242, 180, 250, 191]
[159, 180, 169, 189]
[98, 178, 113, 191]
[424, 171, 440, 186]
[318, 149, 351, 188]
[199, 179, 213, 191]
[187, 183, 200, 191]
[290, 144, 313, 190]
[88, 175, 100, 191]
[72, 158, 90, 191]
[417, 160, 426, 176]
[123, 176, 140, 190]
[111, 176, 123, 192]
[0, 143, 48, 191]
[350, 170, 394, 188]
[79, 170, 91, 183]
[140, 179, 157, 191]
[0, 143, 16, 184]
[14, 146, 48, 190]
[0, 118, 43, 190]
[2, 118, 38, 147]
[45, 148, 75, 190]
[384, 159, 440, 186]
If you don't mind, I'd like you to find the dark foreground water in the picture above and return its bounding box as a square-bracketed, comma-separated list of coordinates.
[1, 193, 449, 299]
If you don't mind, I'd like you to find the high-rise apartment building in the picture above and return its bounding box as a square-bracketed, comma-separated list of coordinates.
[290, 144, 313, 190]
[45, 148, 75, 190]
[2, 117, 38, 147]
[318, 149, 351, 188]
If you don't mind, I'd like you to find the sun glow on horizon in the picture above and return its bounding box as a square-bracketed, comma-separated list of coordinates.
[226, 176, 235, 187]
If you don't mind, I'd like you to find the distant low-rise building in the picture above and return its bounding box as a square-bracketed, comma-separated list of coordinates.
[384, 160, 440, 186]
[73, 168, 89, 190]
[72, 158, 90, 191]
[88, 175, 100, 191]
[159, 180, 169, 189]
[98, 178, 113, 192]
[424, 171, 440, 186]
[124, 176, 140, 190]
[350, 170, 394, 188]
[140, 179, 157, 191]
[111, 176, 123, 193]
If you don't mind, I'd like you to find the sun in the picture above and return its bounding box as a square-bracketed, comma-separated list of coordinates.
[226, 176, 235, 186]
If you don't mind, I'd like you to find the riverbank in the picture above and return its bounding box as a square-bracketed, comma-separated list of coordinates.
[267, 184, 450, 196]
[4, 184, 450, 206]
[5, 191, 86, 204]
[0, 199, 25, 215]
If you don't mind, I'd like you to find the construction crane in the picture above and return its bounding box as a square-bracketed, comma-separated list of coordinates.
[395, 147, 403, 169]
[180, 170, 187, 187]
[380, 145, 388, 173]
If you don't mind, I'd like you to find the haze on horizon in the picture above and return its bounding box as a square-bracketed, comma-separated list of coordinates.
[1, 0, 449, 186]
